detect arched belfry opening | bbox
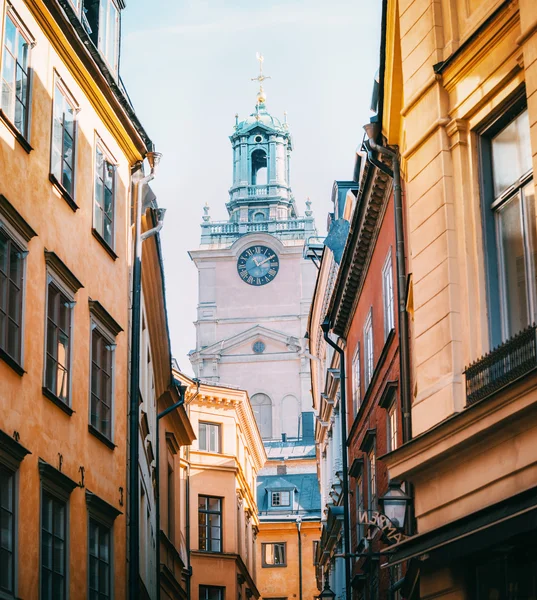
[251,149,268,185]
[251,393,272,439]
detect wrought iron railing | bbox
[464,324,537,405]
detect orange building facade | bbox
[0,0,153,598]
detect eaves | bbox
[329,158,392,338]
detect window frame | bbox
[97,0,120,75]
[199,586,225,600]
[478,94,533,348]
[355,475,364,548]
[261,542,287,568]
[387,400,398,453]
[382,250,395,340]
[198,495,223,553]
[49,75,79,209]
[0,223,27,373]
[0,5,34,146]
[352,343,361,415]
[0,465,16,598]
[92,139,117,256]
[42,252,82,414]
[270,489,291,508]
[367,447,377,511]
[363,308,374,389]
[88,300,122,448]
[198,421,221,454]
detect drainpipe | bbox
[296,516,303,600]
[321,319,351,600]
[362,129,412,445]
[155,380,190,600]
[363,124,414,535]
[129,151,162,600]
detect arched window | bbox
[253,212,265,222]
[281,395,300,438]
[251,149,267,185]
[250,393,272,439]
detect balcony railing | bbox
[200,216,316,243]
[464,324,537,406]
[248,185,269,196]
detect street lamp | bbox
[318,574,336,600]
[296,515,303,600]
[379,480,412,530]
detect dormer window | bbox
[83,0,120,75]
[271,490,290,507]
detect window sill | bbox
[42,387,74,416]
[49,174,78,212]
[0,108,32,154]
[92,229,118,260]
[88,424,116,450]
[0,348,25,376]
[261,564,287,569]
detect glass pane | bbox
[42,531,52,568]
[53,536,65,574]
[52,572,64,600]
[0,546,13,591]
[199,423,206,450]
[2,51,15,92]
[492,110,532,197]
[54,503,64,538]
[64,104,75,139]
[1,79,14,121]
[208,497,220,512]
[4,17,16,55]
[497,195,529,337]
[17,34,28,70]
[198,496,207,511]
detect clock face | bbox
[237,245,279,286]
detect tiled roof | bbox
[257,473,321,517]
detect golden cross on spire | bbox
[251,52,271,84]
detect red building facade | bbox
[328,157,406,599]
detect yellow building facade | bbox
[0,0,153,597]
[378,0,537,597]
[176,374,266,600]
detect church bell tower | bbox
[189,56,317,441]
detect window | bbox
[253,211,265,222]
[41,492,67,600]
[262,542,286,567]
[364,309,374,388]
[98,0,119,72]
[250,393,272,439]
[1,11,32,138]
[352,344,361,413]
[271,490,290,507]
[0,467,15,595]
[199,422,221,453]
[198,496,222,552]
[89,300,121,445]
[85,489,119,600]
[90,327,114,440]
[93,145,116,249]
[355,476,364,547]
[88,518,111,600]
[387,403,398,452]
[481,105,535,345]
[167,461,175,542]
[51,83,77,200]
[44,282,72,405]
[200,586,224,600]
[382,251,395,339]
[0,229,24,366]
[367,448,377,511]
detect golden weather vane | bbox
[251,52,271,84]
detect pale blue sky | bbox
[120,0,383,372]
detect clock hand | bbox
[252,257,260,267]
[257,254,275,267]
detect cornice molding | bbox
[0,194,38,243]
[45,250,84,293]
[0,429,31,471]
[89,299,123,336]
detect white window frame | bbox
[270,490,291,508]
[352,343,361,414]
[368,447,377,510]
[363,308,374,389]
[382,250,395,339]
[387,401,398,453]
[199,421,221,453]
[98,0,120,74]
[93,137,117,252]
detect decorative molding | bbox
[0,194,37,243]
[446,118,469,149]
[165,432,180,455]
[86,489,122,526]
[378,380,399,410]
[0,429,31,471]
[89,299,123,336]
[349,457,364,479]
[38,457,77,501]
[359,429,377,453]
[45,250,84,293]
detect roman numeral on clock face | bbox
[236,244,280,286]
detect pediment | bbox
[197,325,299,357]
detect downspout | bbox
[296,517,303,600]
[129,152,161,600]
[363,138,412,444]
[321,319,351,600]
[363,134,414,535]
